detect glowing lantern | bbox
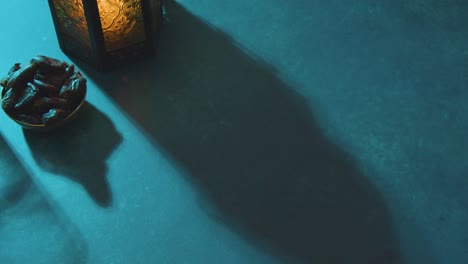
[48,0,161,70]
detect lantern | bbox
[48,0,161,70]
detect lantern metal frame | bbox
[48,0,161,70]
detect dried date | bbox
[0,63,21,87]
[40,71,70,89]
[60,76,86,106]
[1,88,18,112]
[31,55,68,74]
[15,82,39,110]
[8,63,21,75]
[32,79,60,94]
[65,64,75,79]
[5,63,38,90]
[41,108,69,125]
[32,96,68,114]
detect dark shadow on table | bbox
[0,135,88,264]
[23,103,122,207]
[73,1,403,263]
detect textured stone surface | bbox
[1,0,467,263]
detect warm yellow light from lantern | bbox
[52,0,92,57]
[96,0,146,52]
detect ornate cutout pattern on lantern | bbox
[51,0,92,60]
[48,0,161,70]
[96,0,146,52]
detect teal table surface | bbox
[1,1,467,263]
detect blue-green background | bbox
[1,0,467,263]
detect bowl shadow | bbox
[23,102,122,207]
[75,1,401,263]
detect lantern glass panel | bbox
[96,0,147,52]
[51,0,92,59]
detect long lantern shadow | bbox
[76,1,405,263]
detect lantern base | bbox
[60,35,159,71]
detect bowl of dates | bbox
[1,55,87,131]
